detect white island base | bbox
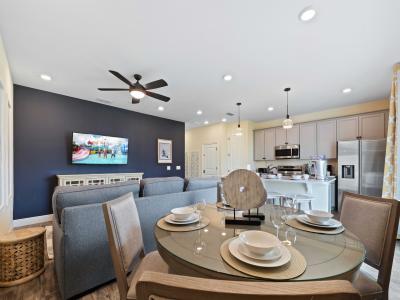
[262,177,336,212]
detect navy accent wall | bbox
[14,85,185,219]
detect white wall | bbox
[0,34,14,234]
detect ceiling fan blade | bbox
[144,79,168,90]
[146,91,170,102]
[98,88,129,91]
[131,98,140,104]
[109,70,132,86]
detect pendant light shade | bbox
[234,102,243,136]
[282,87,293,129]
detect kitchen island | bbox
[262,176,336,212]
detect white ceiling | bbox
[1,0,399,128]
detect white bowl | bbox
[305,210,333,224]
[171,207,195,221]
[266,174,276,179]
[239,231,280,256]
[276,173,283,179]
[303,174,310,180]
[291,175,302,180]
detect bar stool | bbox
[266,192,285,206]
[285,194,314,211]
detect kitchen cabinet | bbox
[264,128,276,160]
[359,112,385,140]
[300,122,317,159]
[317,119,337,159]
[337,116,359,141]
[254,129,265,160]
[275,125,299,145]
[287,125,300,144]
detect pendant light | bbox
[234,102,243,136]
[282,87,293,129]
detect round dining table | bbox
[154,204,366,281]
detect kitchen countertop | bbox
[261,176,336,184]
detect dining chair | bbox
[136,271,361,300]
[102,192,171,300]
[340,192,400,300]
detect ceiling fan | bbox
[98,70,170,104]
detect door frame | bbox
[201,143,219,176]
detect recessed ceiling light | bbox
[158,106,164,111]
[221,118,227,122]
[299,7,317,22]
[40,74,52,81]
[223,74,233,81]
[196,110,203,115]
[204,120,209,125]
[342,88,352,94]
[267,106,274,111]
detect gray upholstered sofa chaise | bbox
[52,176,219,299]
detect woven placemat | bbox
[157,216,210,232]
[220,238,306,280]
[285,217,345,235]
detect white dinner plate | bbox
[238,243,282,261]
[164,214,199,225]
[228,238,291,267]
[296,215,342,229]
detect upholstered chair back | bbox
[340,192,400,292]
[103,192,144,299]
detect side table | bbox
[0,227,46,287]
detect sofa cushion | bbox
[140,177,184,197]
[52,181,140,222]
[185,176,220,191]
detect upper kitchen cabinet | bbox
[337,112,386,141]
[276,125,299,145]
[300,122,317,159]
[337,116,359,141]
[264,128,276,160]
[359,112,385,140]
[254,129,265,160]
[317,119,337,159]
[287,125,300,144]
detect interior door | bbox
[202,143,218,176]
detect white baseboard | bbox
[13,214,53,228]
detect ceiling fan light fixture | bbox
[130,89,145,99]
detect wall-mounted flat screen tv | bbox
[72,132,128,165]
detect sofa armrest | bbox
[59,203,115,299]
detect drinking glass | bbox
[284,196,297,215]
[195,199,207,226]
[283,228,297,246]
[270,207,285,240]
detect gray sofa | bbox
[52,177,218,299]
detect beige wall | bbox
[0,34,13,234]
[253,99,389,129]
[185,120,254,177]
[185,99,389,177]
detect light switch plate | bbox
[166,166,171,171]
[176,166,181,170]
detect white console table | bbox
[57,173,144,187]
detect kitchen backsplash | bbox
[254,159,338,175]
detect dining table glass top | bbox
[154,203,366,281]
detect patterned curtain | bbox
[382,63,400,199]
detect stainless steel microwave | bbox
[275,144,300,159]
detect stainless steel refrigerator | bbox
[337,139,386,210]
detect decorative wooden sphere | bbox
[222,169,266,210]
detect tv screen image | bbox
[72,133,128,165]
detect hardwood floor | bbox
[0,241,399,299]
